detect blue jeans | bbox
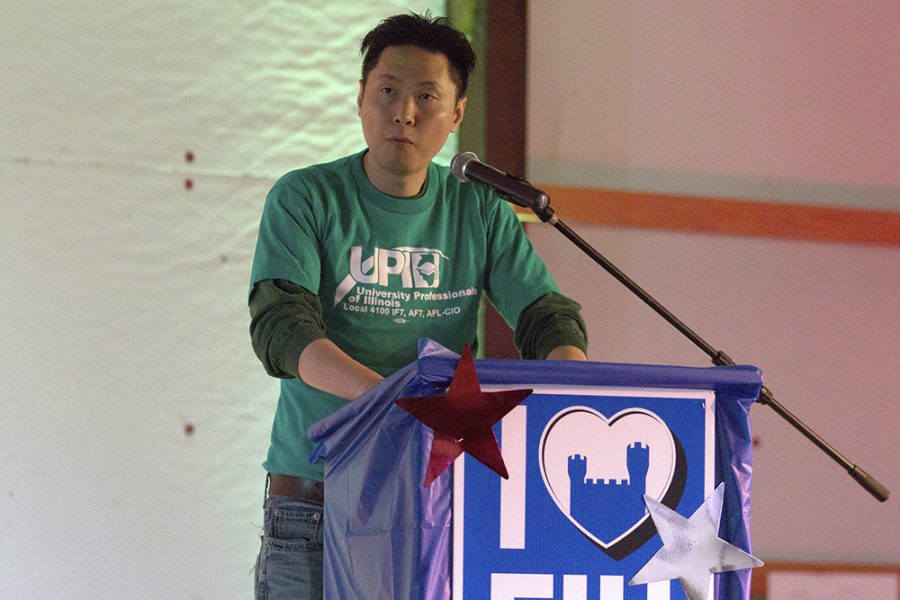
[254,495,324,599]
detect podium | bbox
[309,341,762,600]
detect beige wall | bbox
[0,2,447,598]
[528,1,900,209]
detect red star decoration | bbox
[395,345,532,486]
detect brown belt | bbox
[268,473,325,504]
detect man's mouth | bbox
[389,136,413,145]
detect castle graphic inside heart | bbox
[538,406,686,559]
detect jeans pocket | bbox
[267,500,324,552]
[256,498,325,600]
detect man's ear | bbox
[451,96,467,132]
[357,80,365,115]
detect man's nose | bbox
[393,96,415,125]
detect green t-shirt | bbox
[249,150,560,480]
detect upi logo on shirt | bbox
[334,246,449,306]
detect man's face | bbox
[358,45,466,195]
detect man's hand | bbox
[546,345,587,361]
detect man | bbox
[249,12,588,598]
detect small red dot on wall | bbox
[752,436,761,448]
[184,178,193,190]
[185,151,194,163]
[184,423,195,436]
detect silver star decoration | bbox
[629,483,763,600]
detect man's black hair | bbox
[360,12,476,99]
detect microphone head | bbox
[450,151,479,183]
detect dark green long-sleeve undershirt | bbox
[249,278,587,379]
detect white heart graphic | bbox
[538,406,679,551]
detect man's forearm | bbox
[297,338,384,400]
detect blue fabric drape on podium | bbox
[308,340,761,600]
[308,340,455,599]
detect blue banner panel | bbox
[455,386,714,600]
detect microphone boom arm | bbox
[528,198,891,503]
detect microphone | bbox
[450,152,550,212]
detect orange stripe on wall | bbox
[537,184,900,246]
[749,561,899,595]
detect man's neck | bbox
[362,153,427,198]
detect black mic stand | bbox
[521,195,890,503]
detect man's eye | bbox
[419,93,435,101]
[380,87,393,94]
